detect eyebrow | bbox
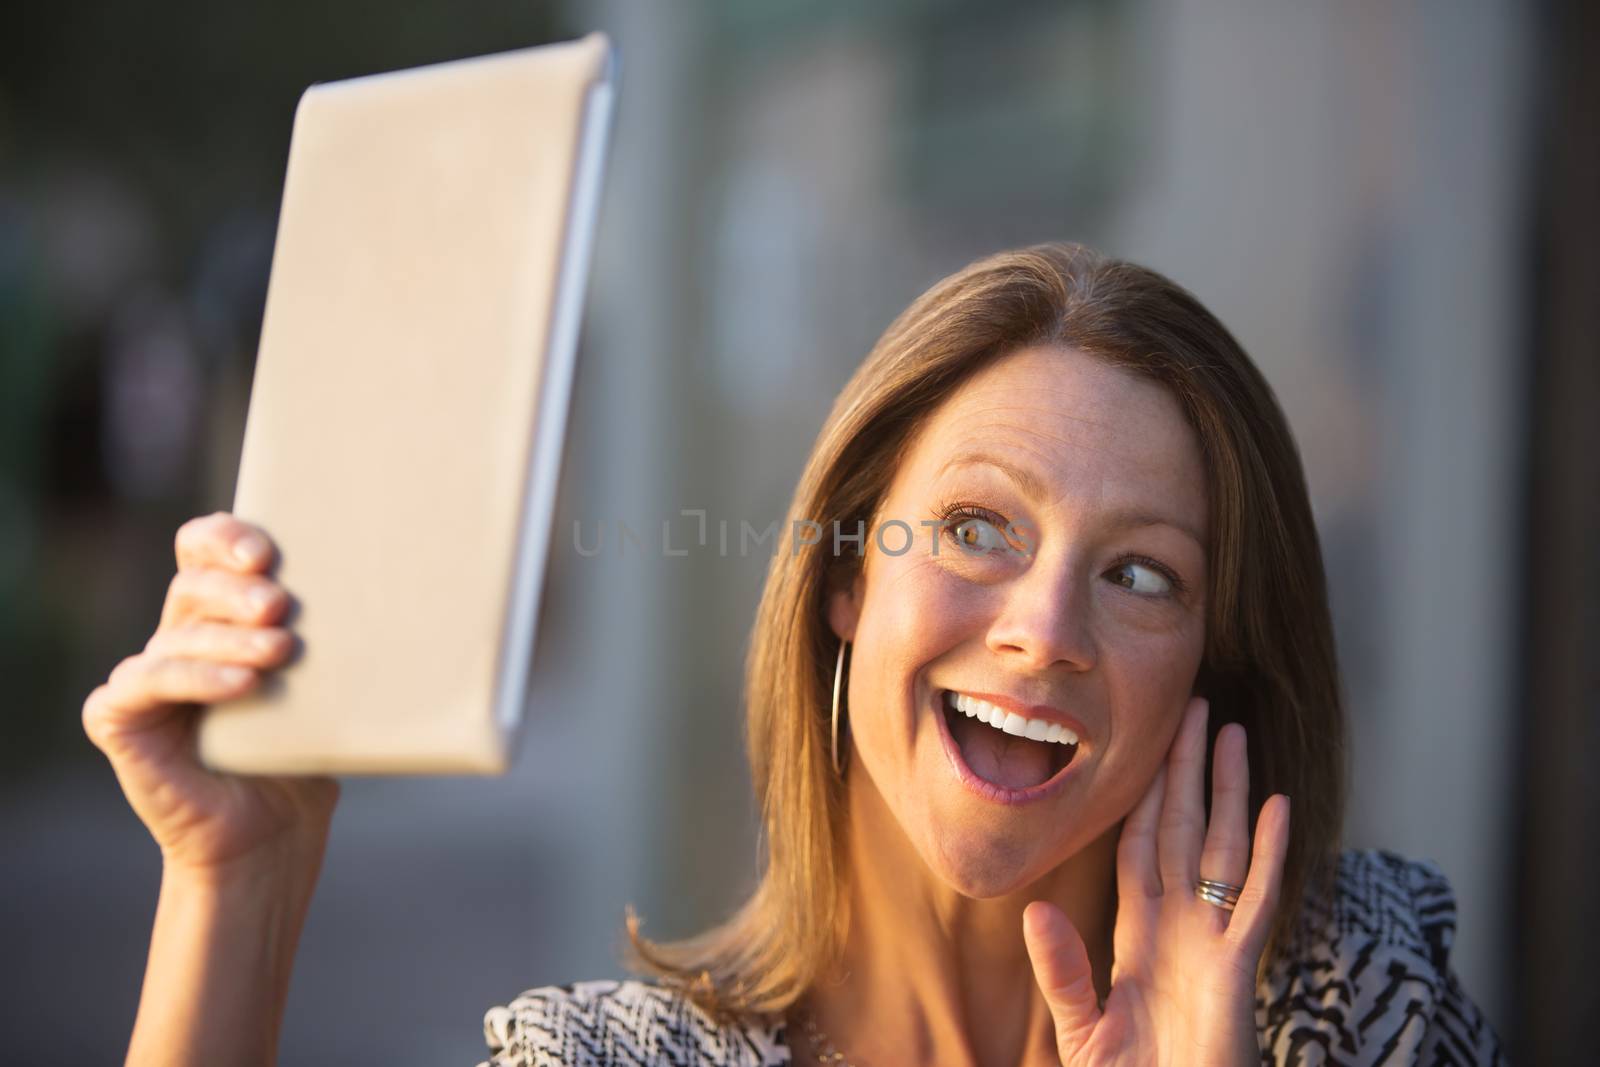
[935,451,1208,549]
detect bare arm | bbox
[128,840,329,1066]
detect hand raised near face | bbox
[1022,697,1290,1067]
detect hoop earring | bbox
[831,639,850,776]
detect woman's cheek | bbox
[874,552,989,636]
[1096,603,1203,732]
[1096,582,1201,640]
[853,562,977,751]
[847,557,960,731]
[1096,585,1205,681]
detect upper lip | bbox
[941,688,1089,741]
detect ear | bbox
[826,566,865,643]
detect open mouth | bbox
[938,689,1081,797]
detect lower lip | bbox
[932,689,1085,806]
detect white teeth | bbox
[942,691,1078,746]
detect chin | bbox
[925,823,1056,899]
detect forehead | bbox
[895,345,1207,532]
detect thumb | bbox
[1023,900,1101,1060]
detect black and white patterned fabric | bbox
[1255,850,1507,1065]
[477,849,1505,1066]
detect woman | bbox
[84,243,1504,1065]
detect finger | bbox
[159,569,287,631]
[1198,722,1251,894]
[107,653,260,710]
[85,655,259,748]
[175,512,276,574]
[1113,761,1167,968]
[1224,794,1291,957]
[1156,696,1209,892]
[1116,758,1167,895]
[145,622,294,670]
[1022,901,1100,1060]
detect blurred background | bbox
[2,0,1594,1063]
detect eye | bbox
[1106,557,1176,596]
[936,503,1021,556]
[950,514,1010,554]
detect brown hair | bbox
[625,241,1346,1021]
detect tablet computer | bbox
[196,32,616,775]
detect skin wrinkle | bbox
[813,344,1211,1067]
[931,398,1204,535]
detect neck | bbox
[799,768,1119,1067]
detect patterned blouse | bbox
[476,849,1506,1066]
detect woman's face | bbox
[828,344,1210,897]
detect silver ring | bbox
[1194,878,1243,911]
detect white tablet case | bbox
[197,32,616,775]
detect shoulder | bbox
[1257,848,1506,1065]
[476,977,791,1067]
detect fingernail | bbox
[218,665,253,685]
[234,534,267,565]
[251,631,282,655]
[248,585,278,613]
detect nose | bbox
[983,552,1097,672]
